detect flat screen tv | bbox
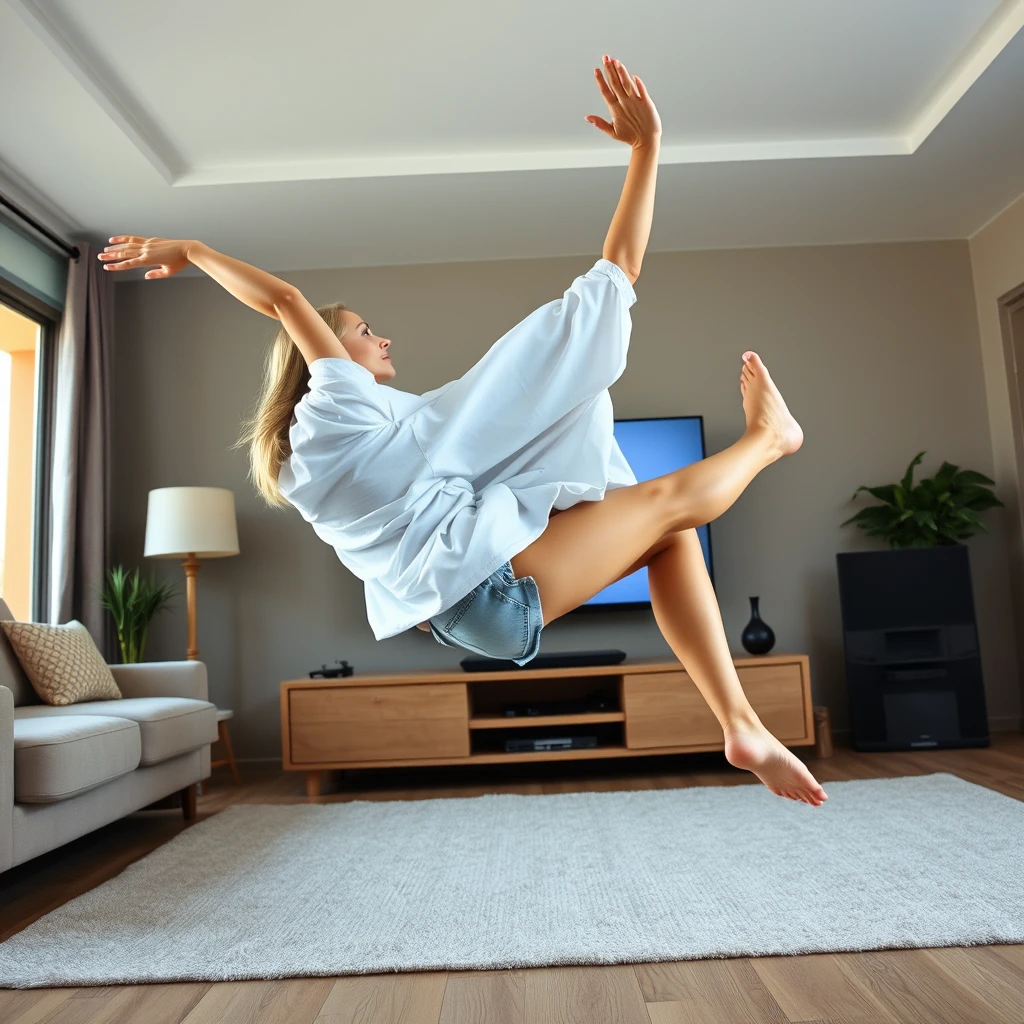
[574,415,713,613]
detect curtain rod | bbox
[0,193,80,261]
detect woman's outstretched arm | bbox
[586,55,662,284]
[97,236,349,367]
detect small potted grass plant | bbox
[96,565,180,663]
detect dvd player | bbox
[505,736,599,752]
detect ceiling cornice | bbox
[10,0,1024,188]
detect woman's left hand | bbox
[97,236,194,279]
[586,55,662,148]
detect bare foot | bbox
[724,720,828,806]
[739,351,804,458]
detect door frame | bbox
[998,280,1024,718]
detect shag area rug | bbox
[0,772,1021,988]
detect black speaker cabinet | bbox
[836,545,989,751]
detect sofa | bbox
[0,598,219,873]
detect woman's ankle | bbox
[723,708,763,733]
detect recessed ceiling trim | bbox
[906,0,1024,150]
[9,0,182,185]
[12,0,1024,190]
[173,135,911,187]
[0,154,82,236]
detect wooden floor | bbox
[1,734,1023,1024]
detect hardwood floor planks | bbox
[836,948,1016,1024]
[312,972,447,1024]
[175,978,334,1024]
[634,959,789,1023]
[523,965,651,1024]
[438,970,525,1024]
[1,988,80,1024]
[750,952,902,1024]
[922,947,1024,1023]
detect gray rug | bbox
[1,772,1022,988]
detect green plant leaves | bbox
[92,566,180,663]
[841,451,1003,549]
[900,451,925,493]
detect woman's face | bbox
[340,310,395,382]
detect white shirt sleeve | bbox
[410,258,637,471]
[279,357,393,507]
[292,357,392,437]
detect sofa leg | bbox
[181,783,197,820]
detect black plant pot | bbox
[741,596,776,655]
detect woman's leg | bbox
[646,529,827,805]
[510,351,801,623]
[509,352,825,804]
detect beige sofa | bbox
[0,598,219,873]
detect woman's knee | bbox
[643,476,697,534]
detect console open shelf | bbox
[280,654,815,798]
[469,711,625,730]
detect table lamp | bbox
[144,487,240,660]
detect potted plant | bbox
[95,565,180,663]
[840,451,1003,547]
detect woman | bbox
[99,56,826,807]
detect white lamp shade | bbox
[144,487,240,559]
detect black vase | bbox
[741,596,776,655]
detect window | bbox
[0,301,42,620]
[0,280,57,623]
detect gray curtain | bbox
[48,241,114,658]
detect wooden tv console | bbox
[281,653,815,798]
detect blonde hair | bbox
[234,302,349,508]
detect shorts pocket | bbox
[443,589,480,633]
[443,581,531,661]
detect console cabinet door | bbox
[624,671,720,749]
[737,664,810,742]
[289,683,470,763]
[624,662,809,749]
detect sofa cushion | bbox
[0,598,40,707]
[0,619,121,706]
[12,715,141,804]
[14,697,218,766]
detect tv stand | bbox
[280,654,816,798]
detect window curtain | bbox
[48,241,114,658]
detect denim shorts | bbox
[427,561,543,665]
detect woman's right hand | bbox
[97,236,195,279]
[586,55,662,148]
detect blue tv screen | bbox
[575,416,713,612]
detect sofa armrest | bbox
[108,661,210,702]
[0,684,13,871]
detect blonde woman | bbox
[100,56,826,806]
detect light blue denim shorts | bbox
[427,561,543,665]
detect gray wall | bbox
[112,241,1020,761]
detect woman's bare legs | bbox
[510,352,801,621]
[509,351,826,804]
[647,530,827,805]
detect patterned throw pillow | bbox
[0,620,121,706]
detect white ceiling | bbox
[1,0,1024,273]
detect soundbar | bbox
[460,649,627,672]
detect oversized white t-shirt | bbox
[278,257,639,640]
